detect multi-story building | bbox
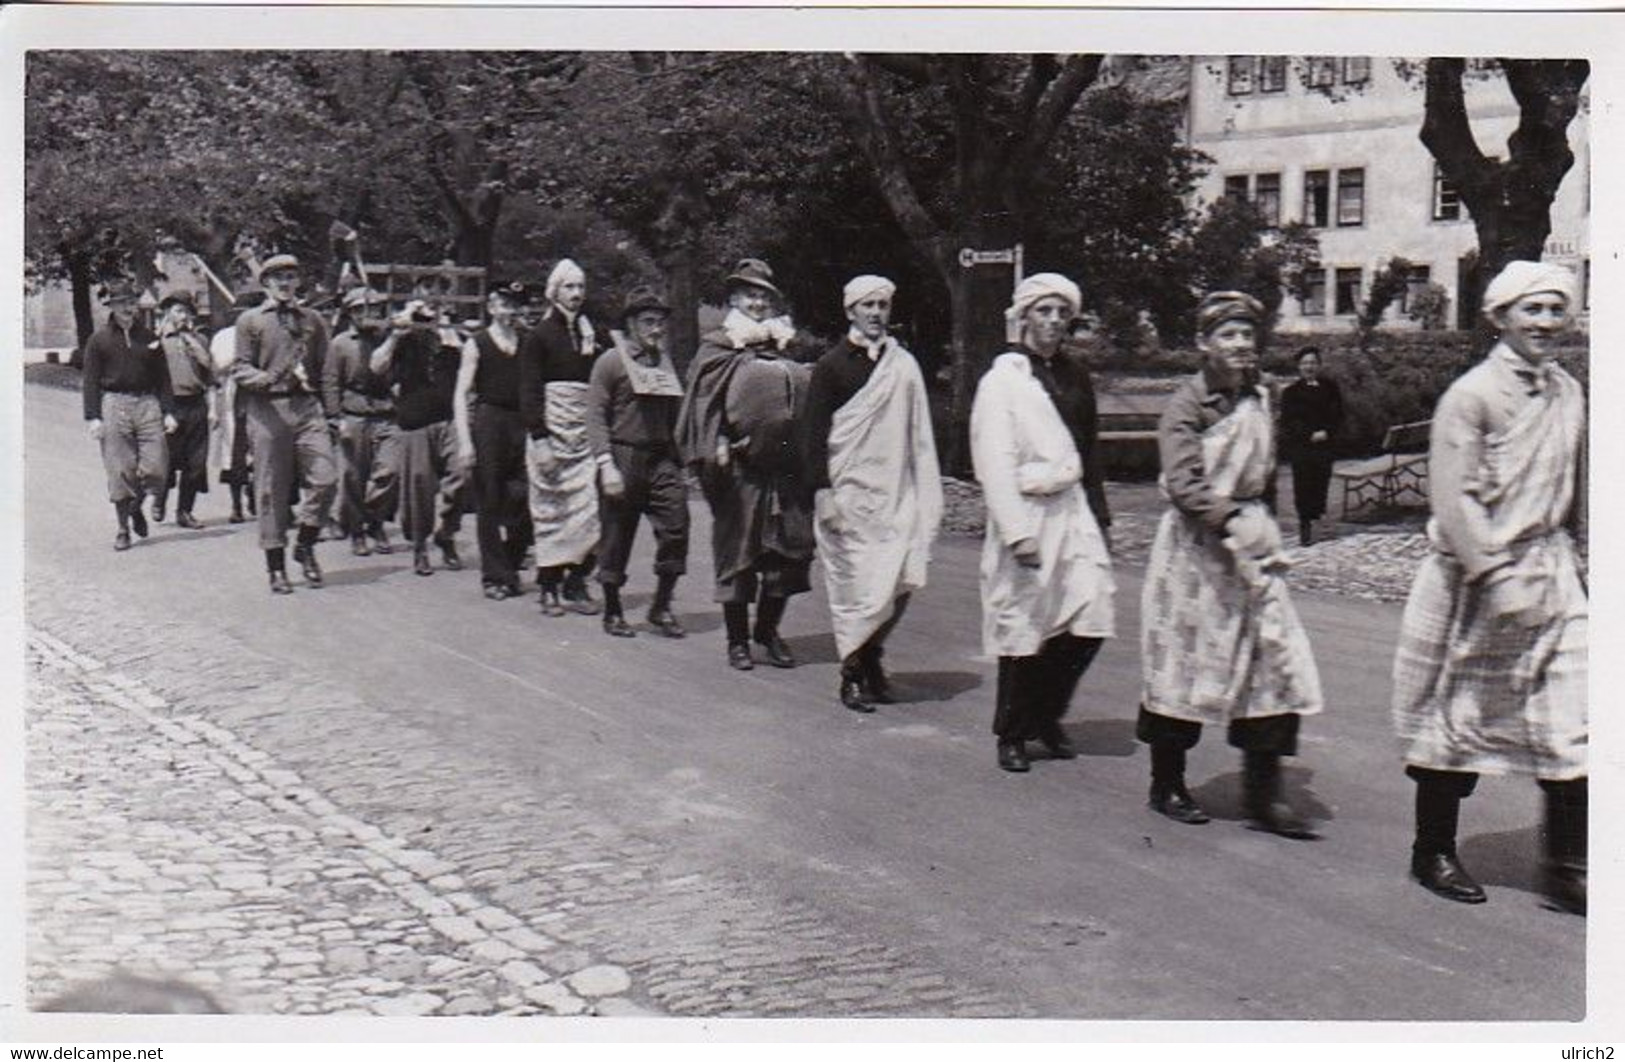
[1185,56,1589,333]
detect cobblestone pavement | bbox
[25,564,1029,1019]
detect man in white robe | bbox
[806,276,943,712]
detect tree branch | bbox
[1419,58,1490,184]
[1018,54,1105,161]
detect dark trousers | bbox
[336,413,400,536]
[1136,705,1301,755]
[1290,451,1334,522]
[993,633,1104,741]
[396,420,466,551]
[472,404,533,588]
[161,394,210,511]
[596,444,690,588]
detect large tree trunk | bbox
[67,251,95,368]
[944,209,1022,477]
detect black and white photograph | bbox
[3,2,1619,1048]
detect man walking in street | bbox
[520,258,604,616]
[1392,261,1588,915]
[1137,290,1321,836]
[585,286,691,638]
[1280,346,1344,546]
[230,254,340,593]
[454,282,534,600]
[152,292,216,530]
[370,299,467,577]
[82,280,175,551]
[805,275,942,712]
[323,286,399,557]
[677,259,816,672]
[970,274,1113,771]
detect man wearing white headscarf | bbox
[970,272,1114,772]
[520,257,605,616]
[804,275,943,712]
[1391,260,1587,915]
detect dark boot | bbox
[113,500,133,551]
[860,645,896,704]
[840,654,875,714]
[997,739,1030,772]
[436,536,463,571]
[1148,742,1209,824]
[561,566,600,615]
[601,585,635,638]
[292,526,324,587]
[647,573,685,638]
[129,495,149,539]
[753,595,795,668]
[351,532,372,557]
[151,491,167,524]
[371,522,394,555]
[1541,778,1587,916]
[1298,518,1313,547]
[1411,770,1486,904]
[229,484,247,524]
[1242,750,1316,839]
[724,602,752,670]
[266,548,293,595]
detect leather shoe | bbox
[268,570,294,595]
[114,530,132,552]
[727,642,754,671]
[351,534,372,557]
[151,498,166,523]
[1247,801,1318,840]
[862,655,897,704]
[647,607,686,638]
[371,525,394,554]
[292,543,324,587]
[538,588,565,616]
[229,507,247,524]
[129,505,149,539]
[414,550,434,577]
[754,634,796,669]
[484,583,511,601]
[436,538,463,571]
[1038,725,1078,760]
[1149,786,1211,825]
[1542,862,1586,916]
[997,740,1031,773]
[603,613,636,638]
[840,674,875,713]
[1411,850,1487,904]
[175,511,203,530]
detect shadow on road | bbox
[1459,824,1542,894]
[123,527,241,549]
[1063,717,1139,758]
[317,564,415,588]
[890,670,982,704]
[783,632,839,666]
[1188,765,1336,826]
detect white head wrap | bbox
[1006,272,1082,324]
[545,258,586,305]
[843,274,896,309]
[1481,260,1578,317]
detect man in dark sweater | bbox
[454,283,533,599]
[82,281,176,551]
[370,299,467,576]
[585,286,690,637]
[322,286,399,557]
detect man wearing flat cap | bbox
[82,279,175,551]
[585,285,691,637]
[520,258,605,615]
[677,258,816,672]
[1391,260,1588,915]
[454,282,534,599]
[805,275,942,712]
[971,273,1114,771]
[323,286,399,557]
[1137,290,1321,836]
[152,291,216,530]
[232,254,340,592]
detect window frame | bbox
[1334,266,1363,316]
[1343,57,1372,84]
[1253,172,1282,227]
[1227,56,1257,95]
[1336,167,1366,227]
[1303,169,1331,228]
[1432,163,1462,222]
[1301,267,1329,317]
[1258,56,1288,94]
[1308,57,1338,88]
[1401,264,1432,314]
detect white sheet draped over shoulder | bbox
[970,351,1114,658]
[814,342,943,660]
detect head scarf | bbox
[1481,260,1578,317]
[545,258,586,306]
[1006,273,1082,325]
[843,274,896,309]
[1196,290,1266,336]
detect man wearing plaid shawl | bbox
[1391,260,1587,915]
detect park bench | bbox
[1329,419,1432,516]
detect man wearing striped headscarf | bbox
[1392,261,1587,915]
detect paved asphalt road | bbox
[24,381,1583,1021]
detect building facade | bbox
[1186,56,1589,334]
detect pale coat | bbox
[970,351,1114,657]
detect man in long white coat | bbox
[806,276,943,713]
[1392,261,1587,914]
[970,273,1114,772]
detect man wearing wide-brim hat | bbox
[1391,260,1588,915]
[584,285,691,637]
[323,285,399,557]
[82,278,176,551]
[675,258,816,671]
[152,291,217,530]
[231,253,340,593]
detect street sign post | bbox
[958,244,1025,295]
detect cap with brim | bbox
[104,280,141,304]
[489,281,530,304]
[724,258,783,299]
[158,291,196,313]
[621,285,673,322]
[341,286,387,310]
[258,254,300,279]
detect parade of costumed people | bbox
[676,258,818,672]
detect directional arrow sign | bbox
[958,248,1018,268]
